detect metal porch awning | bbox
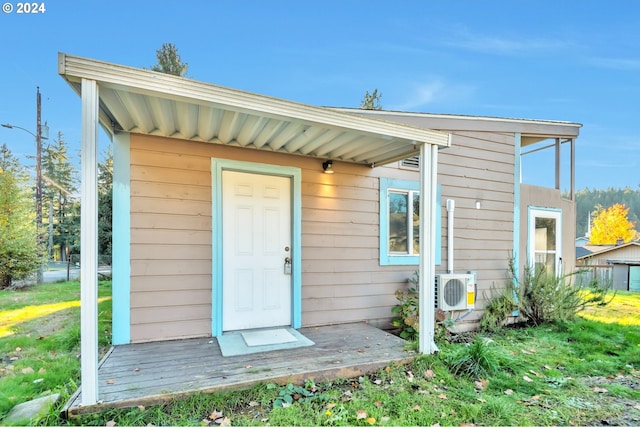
[58,53,450,165]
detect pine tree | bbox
[98,146,113,260]
[42,131,79,261]
[360,89,383,110]
[151,43,189,77]
[0,144,39,287]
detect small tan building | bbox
[59,53,580,405]
[578,242,640,291]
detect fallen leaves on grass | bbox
[474,379,488,390]
[208,410,230,426]
[208,410,223,420]
[406,370,414,382]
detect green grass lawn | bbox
[1,282,638,426]
[0,281,112,425]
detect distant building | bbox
[577,242,640,291]
[576,236,590,248]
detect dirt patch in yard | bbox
[579,372,640,426]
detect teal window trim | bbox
[211,159,302,336]
[379,178,441,266]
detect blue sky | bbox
[1,0,638,190]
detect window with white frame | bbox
[380,178,441,266]
[528,208,562,276]
[388,189,420,255]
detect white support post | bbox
[570,138,576,201]
[418,143,439,354]
[555,137,561,190]
[80,78,99,405]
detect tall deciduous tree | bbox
[574,187,640,237]
[589,203,637,244]
[0,144,39,287]
[42,131,79,261]
[151,43,189,77]
[360,89,383,110]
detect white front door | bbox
[222,170,292,331]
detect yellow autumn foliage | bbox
[589,203,637,244]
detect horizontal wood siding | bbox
[301,161,420,329]
[437,131,516,313]
[129,135,213,343]
[129,134,420,342]
[582,245,640,265]
[128,126,572,340]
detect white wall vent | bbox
[400,156,420,169]
[435,274,475,311]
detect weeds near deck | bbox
[444,335,501,379]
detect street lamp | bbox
[1,87,49,284]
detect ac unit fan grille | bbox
[442,279,465,307]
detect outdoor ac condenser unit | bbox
[435,273,475,311]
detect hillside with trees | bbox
[574,187,640,239]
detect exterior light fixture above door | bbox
[322,160,334,174]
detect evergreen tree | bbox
[360,89,383,110]
[98,146,113,260]
[0,144,39,287]
[42,131,79,261]
[151,43,189,77]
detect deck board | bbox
[63,323,414,417]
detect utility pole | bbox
[1,86,48,284]
[35,87,44,283]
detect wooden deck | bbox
[63,323,415,417]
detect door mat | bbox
[217,327,314,357]
[242,328,297,346]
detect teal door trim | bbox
[210,159,302,336]
[112,133,131,345]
